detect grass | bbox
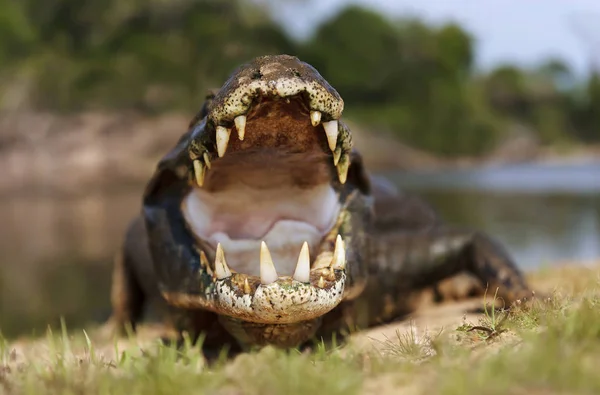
[1,330,366,395]
[440,296,600,395]
[1,266,600,395]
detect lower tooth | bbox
[260,242,278,285]
[293,242,311,283]
[327,269,336,281]
[215,244,232,279]
[200,251,213,276]
[317,276,326,288]
[331,234,346,270]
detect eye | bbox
[251,70,263,80]
[292,69,301,77]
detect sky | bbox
[269,0,600,76]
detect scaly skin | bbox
[106,55,533,354]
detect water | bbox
[0,160,598,338]
[0,193,141,338]
[384,160,600,267]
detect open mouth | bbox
[169,77,355,324]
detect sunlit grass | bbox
[439,296,600,395]
[2,267,600,395]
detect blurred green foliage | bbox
[0,0,599,156]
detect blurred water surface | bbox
[387,160,600,267]
[1,160,599,338]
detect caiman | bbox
[106,54,534,353]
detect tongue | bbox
[181,182,340,240]
[209,220,322,277]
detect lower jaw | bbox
[155,190,365,339]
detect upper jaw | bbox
[184,56,352,190]
[186,93,353,190]
[207,54,344,127]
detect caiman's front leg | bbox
[377,226,531,307]
[322,226,533,334]
[316,227,533,343]
[317,177,534,334]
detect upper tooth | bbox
[193,159,205,187]
[216,126,231,157]
[310,111,322,127]
[203,152,212,169]
[323,120,338,152]
[333,147,342,166]
[332,234,346,270]
[215,243,232,279]
[337,153,349,184]
[293,242,311,283]
[260,241,278,285]
[234,115,246,141]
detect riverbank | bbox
[2,262,599,394]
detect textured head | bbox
[142,55,371,347]
[207,54,344,128]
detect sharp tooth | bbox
[327,268,336,281]
[323,120,338,152]
[193,159,205,187]
[260,241,278,285]
[216,126,231,157]
[243,278,252,294]
[333,146,342,166]
[317,276,325,288]
[234,115,246,141]
[332,234,346,270]
[310,110,322,127]
[203,152,211,169]
[337,154,349,184]
[200,251,208,267]
[215,243,232,279]
[200,251,214,276]
[293,242,311,283]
